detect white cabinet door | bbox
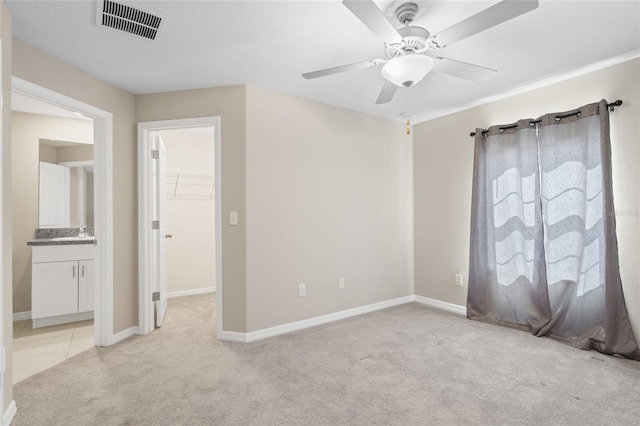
[32,260,79,318]
[78,260,94,312]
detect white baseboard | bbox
[112,326,139,345]
[217,295,414,343]
[193,294,466,344]
[13,311,31,322]
[167,287,216,299]
[4,400,16,425]
[413,295,467,316]
[33,311,93,329]
[216,330,247,342]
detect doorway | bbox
[10,95,95,382]
[159,127,216,301]
[10,77,115,357]
[137,117,222,337]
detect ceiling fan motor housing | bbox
[399,26,430,51]
[386,26,431,58]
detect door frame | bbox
[137,117,222,337]
[11,76,114,347]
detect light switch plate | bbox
[229,211,238,226]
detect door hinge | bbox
[152,292,160,302]
[152,220,160,230]
[151,150,159,159]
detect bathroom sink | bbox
[52,236,95,241]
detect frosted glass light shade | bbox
[381,55,434,87]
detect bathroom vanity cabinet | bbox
[31,244,95,328]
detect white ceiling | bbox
[6,1,640,123]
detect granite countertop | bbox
[27,227,96,246]
[28,237,95,246]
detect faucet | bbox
[79,225,87,238]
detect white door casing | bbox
[0,41,7,425]
[12,77,114,348]
[137,117,222,337]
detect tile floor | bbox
[12,319,94,384]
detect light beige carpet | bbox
[12,293,640,425]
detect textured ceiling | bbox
[7,0,640,123]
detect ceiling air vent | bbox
[97,0,164,40]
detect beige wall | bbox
[160,129,216,294]
[11,112,93,314]
[12,40,137,334]
[39,143,57,163]
[245,86,413,331]
[136,85,414,333]
[135,86,247,332]
[40,143,94,164]
[1,0,11,412]
[57,144,93,163]
[414,58,640,336]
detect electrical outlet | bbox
[455,274,463,287]
[298,283,306,297]
[339,277,345,289]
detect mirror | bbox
[66,162,94,228]
[39,140,94,228]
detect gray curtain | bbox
[468,100,640,360]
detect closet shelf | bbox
[166,172,214,199]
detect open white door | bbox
[157,136,168,327]
[151,133,169,328]
[39,162,70,227]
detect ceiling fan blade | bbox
[375,80,398,105]
[343,0,402,43]
[431,56,497,83]
[302,59,383,80]
[432,0,539,48]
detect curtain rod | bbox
[469,100,623,137]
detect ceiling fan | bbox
[303,0,539,104]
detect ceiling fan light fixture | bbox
[381,55,434,88]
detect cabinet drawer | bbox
[32,244,95,263]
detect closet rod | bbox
[469,100,623,137]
